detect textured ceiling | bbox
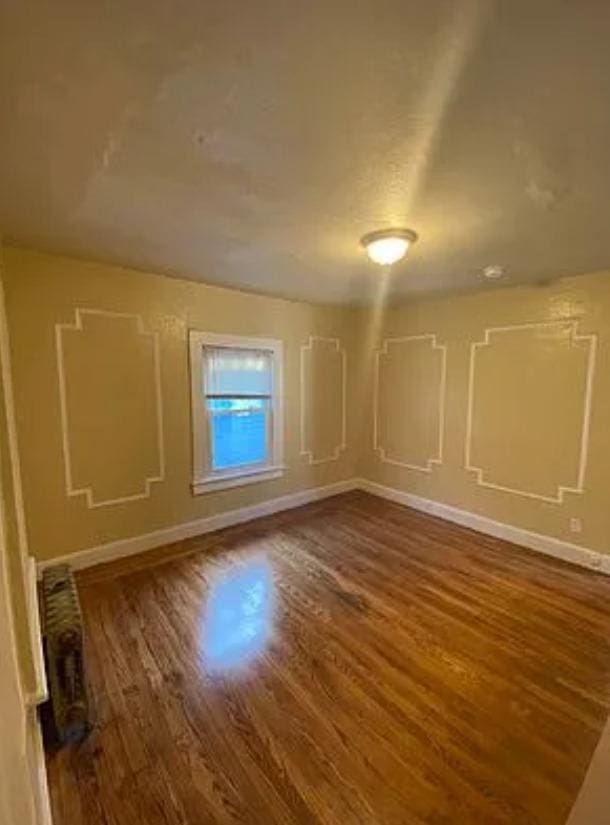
[2,1,610,304]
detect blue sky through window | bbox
[208,398,268,470]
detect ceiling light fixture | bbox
[482,265,505,280]
[361,228,418,266]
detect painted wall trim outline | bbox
[373,333,447,472]
[300,336,347,464]
[464,320,598,504]
[55,308,165,508]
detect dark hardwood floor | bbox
[46,491,610,824]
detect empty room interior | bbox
[3,2,610,824]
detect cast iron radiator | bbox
[40,564,91,745]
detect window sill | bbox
[192,465,286,495]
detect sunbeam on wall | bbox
[362,0,487,359]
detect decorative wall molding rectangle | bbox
[300,336,347,464]
[373,334,447,472]
[55,309,165,508]
[465,321,597,504]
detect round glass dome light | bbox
[361,228,418,266]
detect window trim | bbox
[188,331,285,495]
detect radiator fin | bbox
[41,564,90,745]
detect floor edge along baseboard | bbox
[36,477,610,577]
[36,478,360,575]
[356,479,610,577]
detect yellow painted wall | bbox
[3,245,610,564]
[2,247,356,561]
[359,272,610,556]
[0,268,35,688]
[0,346,35,686]
[0,263,42,825]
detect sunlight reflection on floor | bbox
[202,557,274,671]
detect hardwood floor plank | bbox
[47,492,610,824]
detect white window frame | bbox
[189,331,285,495]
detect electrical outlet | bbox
[569,517,582,534]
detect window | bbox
[189,332,284,494]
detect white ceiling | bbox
[2,1,610,304]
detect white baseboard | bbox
[37,478,359,574]
[357,478,610,576]
[36,476,610,578]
